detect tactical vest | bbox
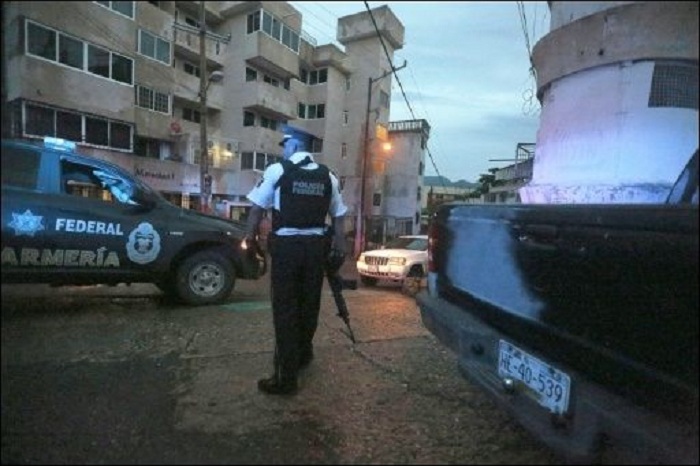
[272,157,332,231]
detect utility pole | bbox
[198,0,210,213]
[355,61,407,258]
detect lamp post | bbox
[354,61,406,258]
[198,1,223,213]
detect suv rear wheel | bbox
[175,250,235,305]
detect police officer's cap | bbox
[279,134,292,147]
[279,126,312,150]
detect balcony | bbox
[244,32,299,80]
[172,67,224,111]
[172,23,227,67]
[240,81,297,120]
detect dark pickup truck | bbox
[1,137,265,305]
[416,152,698,464]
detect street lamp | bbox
[354,61,406,258]
[198,0,224,213]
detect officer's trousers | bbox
[269,234,328,382]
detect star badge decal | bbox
[8,209,45,237]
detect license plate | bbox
[497,340,571,414]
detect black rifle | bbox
[326,266,357,344]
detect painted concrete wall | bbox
[521,1,698,203]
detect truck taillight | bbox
[427,219,437,272]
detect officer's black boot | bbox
[257,375,297,395]
[258,356,298,395]
[298,348,314,369]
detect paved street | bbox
[1,263,557,464]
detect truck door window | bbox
[1,146,41,190]
[61,160,136,205]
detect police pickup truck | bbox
[1,137,265,306]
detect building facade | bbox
[2,1,426,241]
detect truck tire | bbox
[175,250,235,305]
[360,275,378,286]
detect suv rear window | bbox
[1,145,41,190]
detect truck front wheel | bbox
[175,250,235,305]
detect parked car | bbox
[356,235,428,295]
[1,137,266,306]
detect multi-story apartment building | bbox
[2,1,426,244]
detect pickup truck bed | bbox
[417,203,698,463]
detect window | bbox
[247,11,261,34]
[112,54,132,83]
[26,20,133,85]
[263,74,279,87]
[59,34,83,69]
[243,111,255,127]
[241,151,254,170]
[86,117,109,146]
[246,67,257,82]
[260,115,277,130]
[135,137,161,159]
[27,21,56,60]
[271,18,281,41]
[341,143,347,159]
[249,10,300,53]
[111,1,134,18]
[56,110,82,141]
[255,153,267,170]
[649,62,699,110]
[343,111,349,126]
[311,138,323,153]
[241,152,282,171]
[298,103,325,120]
[139,29,170,65]
[183,108,201,123]
[185,16,199,28]
[345,77,351,91]
[373,193,382,207]
[136,85,171,114]
[304,68,328,85]
[380,90,390,108]
[110,122,132,149]
[25,104,54,136]
[94,1,135,19]
[87,44,110,78]
[1,145,41,190]
[184,62,200,78]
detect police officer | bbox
[246,131,348,395]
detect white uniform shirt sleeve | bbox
[328,172,348,218]
[246,163,283,209]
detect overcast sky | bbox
[289,1,550,183]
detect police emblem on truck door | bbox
[126,222,161,264]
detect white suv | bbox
[356,235,428,295]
